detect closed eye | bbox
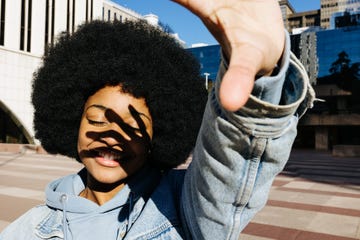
[87,119,108,127]
[87,118,140,135]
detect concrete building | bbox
[0,0,185,145]
[279,0,360,32]
[277,0,321,33]
[102,0,141,22]
[321,0,360,28]
[331,10,360,28]
[0,0,145,144]
[291,25,360,156]
[287,10,321,32]
[278,0,296,31]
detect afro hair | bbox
[32,20,208,170]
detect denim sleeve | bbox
[180,32,315,240]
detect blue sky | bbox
[114,0,321,47]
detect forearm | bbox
[180,33,315,240]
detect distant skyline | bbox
[114,0,321,47]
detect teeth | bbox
[105,154,113,161]
[98,151,121,161]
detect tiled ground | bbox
[241,150,360,239]
[0,149,359,239]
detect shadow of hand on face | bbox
[78,104,152,191]
[85,104,151,157]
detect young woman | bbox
[0,0,314,239]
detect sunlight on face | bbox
[77,85,153,188]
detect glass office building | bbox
[293,25,360,150]
[188,26,360,84]
[187,44,221,83]
[316,26,360,78]
[187,25,360,151]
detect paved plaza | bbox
[0,147,359,239]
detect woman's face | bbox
[77,85,153,188]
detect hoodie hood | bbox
[46,169,131,214]
[44,166,161,240]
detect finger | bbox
[219,67,254,112]
[128,105,151,144]
[104,108,133,140]
[170,0,211,18]
[86,130,127,147]
[219,46,262,112]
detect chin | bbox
[91,170,128,184]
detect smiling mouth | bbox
[91,147,127,162]
[98,151,122,161]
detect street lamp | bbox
[204,72,210,90]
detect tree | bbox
[329,51,350,75]
[329,51,359,91]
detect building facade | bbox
[321,0,360,28]
[188,1,360,155]
[277,0,321,33]
[291,26,360,153]
[287,10,321,32]
[279,0,360,32]
[187,44,221,91]
[188,24,360,155]
[102,0,141,23]
[278,0,295,31]
[0,0,143,144]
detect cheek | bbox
[77,120,88,150]
[133,141,150,156]
[145,120,153,140]
[148,126,153,140]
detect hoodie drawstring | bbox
[122,192,134,238]
[60,194,69,240]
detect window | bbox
[44,0,49,52]
[20,0,32,52]
[20,0,26,50]
[108,9,110,21]
[66,0,75,33]
[85,0,88,22]
[67,0,70,32]
[0,0,5,45]
[51,0,55,45]
[90,0,93,20]
[27,0,32,52]
[72,0,75,33]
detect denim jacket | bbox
[0,32,315,240]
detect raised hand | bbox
[172,0,285,111]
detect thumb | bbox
[219,47,262,112]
